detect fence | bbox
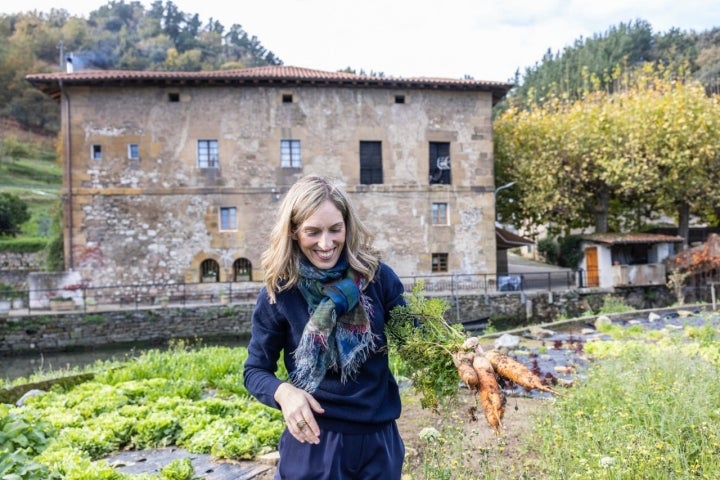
[399,271,576,295]
[1,281,261,315]
[0,270,578,316]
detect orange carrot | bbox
[472,354,505,432]
[461,336,483,354]
[452,352,479,388]
[484,350,563,396]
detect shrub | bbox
[558,235,583,268]
[537,237,558,264]
[0,237,48,253]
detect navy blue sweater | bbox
[242,263,406,434]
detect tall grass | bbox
[532,339,720,479]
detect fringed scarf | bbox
[291,257,376,393]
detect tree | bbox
[0,192,30,237]
[0,1,283,133]
[494,63,720,246]
[508,20,654,109]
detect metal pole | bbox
[712,283,716,311]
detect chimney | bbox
[66,56,73,73]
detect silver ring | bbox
[296,419,307,429]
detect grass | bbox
[532,334,720,479]
[0,135,61,240]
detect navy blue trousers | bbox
[274,421,405,479]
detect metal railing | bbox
[399,271,576,295]
[1,270,578,316]
[2,281,260,315]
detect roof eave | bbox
[26,70,513,104]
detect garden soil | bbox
[252,391,551,479]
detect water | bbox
[1,337,249,383]
[2,346,142,382]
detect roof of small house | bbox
[26,65,514,104]
[580,232,684,245]
[496,227,534,250]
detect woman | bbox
[243,175,406,479]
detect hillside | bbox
[0,120,61,238]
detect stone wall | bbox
[0,304,254,355]
[0,286,677,355]
[0,252,45,288]
[0,251,45,271]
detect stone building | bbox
[26,66,512,287]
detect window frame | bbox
[280,139,302,168]
[91,144,102,160]
[197,139,219,169]
[431,202,449,225]
[219,207,237,231]
[429,141,451,185]
[359,140,383,185]
[127,144,139,160]
[431,253,449,273]
[234,257,252,281]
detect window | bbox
[197,140,219,168]
[91,144,102,160]
[234,258,252,281]
[220,207,237,231]
[128,144,139,160]
[168,92,180,102]
[282,94,293,103]
[360,141,383,184]
[200,259,219,282]
[429,142,451,184]
[281,140,301,168]
[431,253,448,272]
[431,203,448,225]
[394,95,405,104]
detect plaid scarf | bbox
[291,257,375,393]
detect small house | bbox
[578,233,683,289]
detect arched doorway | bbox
[200,258,219,282]
[233,258,252,282]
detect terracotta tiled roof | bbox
[26,65,513,103]
[580,232,684,245]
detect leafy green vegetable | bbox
[160,458,197,480]
[387,282,469,410]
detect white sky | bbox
[3,0,720,83]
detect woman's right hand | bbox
[274,382,325,444]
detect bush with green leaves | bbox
[0,237,48,253]
[0,192,30,237]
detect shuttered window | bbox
[360,141,383,184]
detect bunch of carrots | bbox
[387,283,563,432]
[452,336,562,432]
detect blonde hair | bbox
[261,175,379,303]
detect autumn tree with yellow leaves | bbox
[494,64,720,248]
